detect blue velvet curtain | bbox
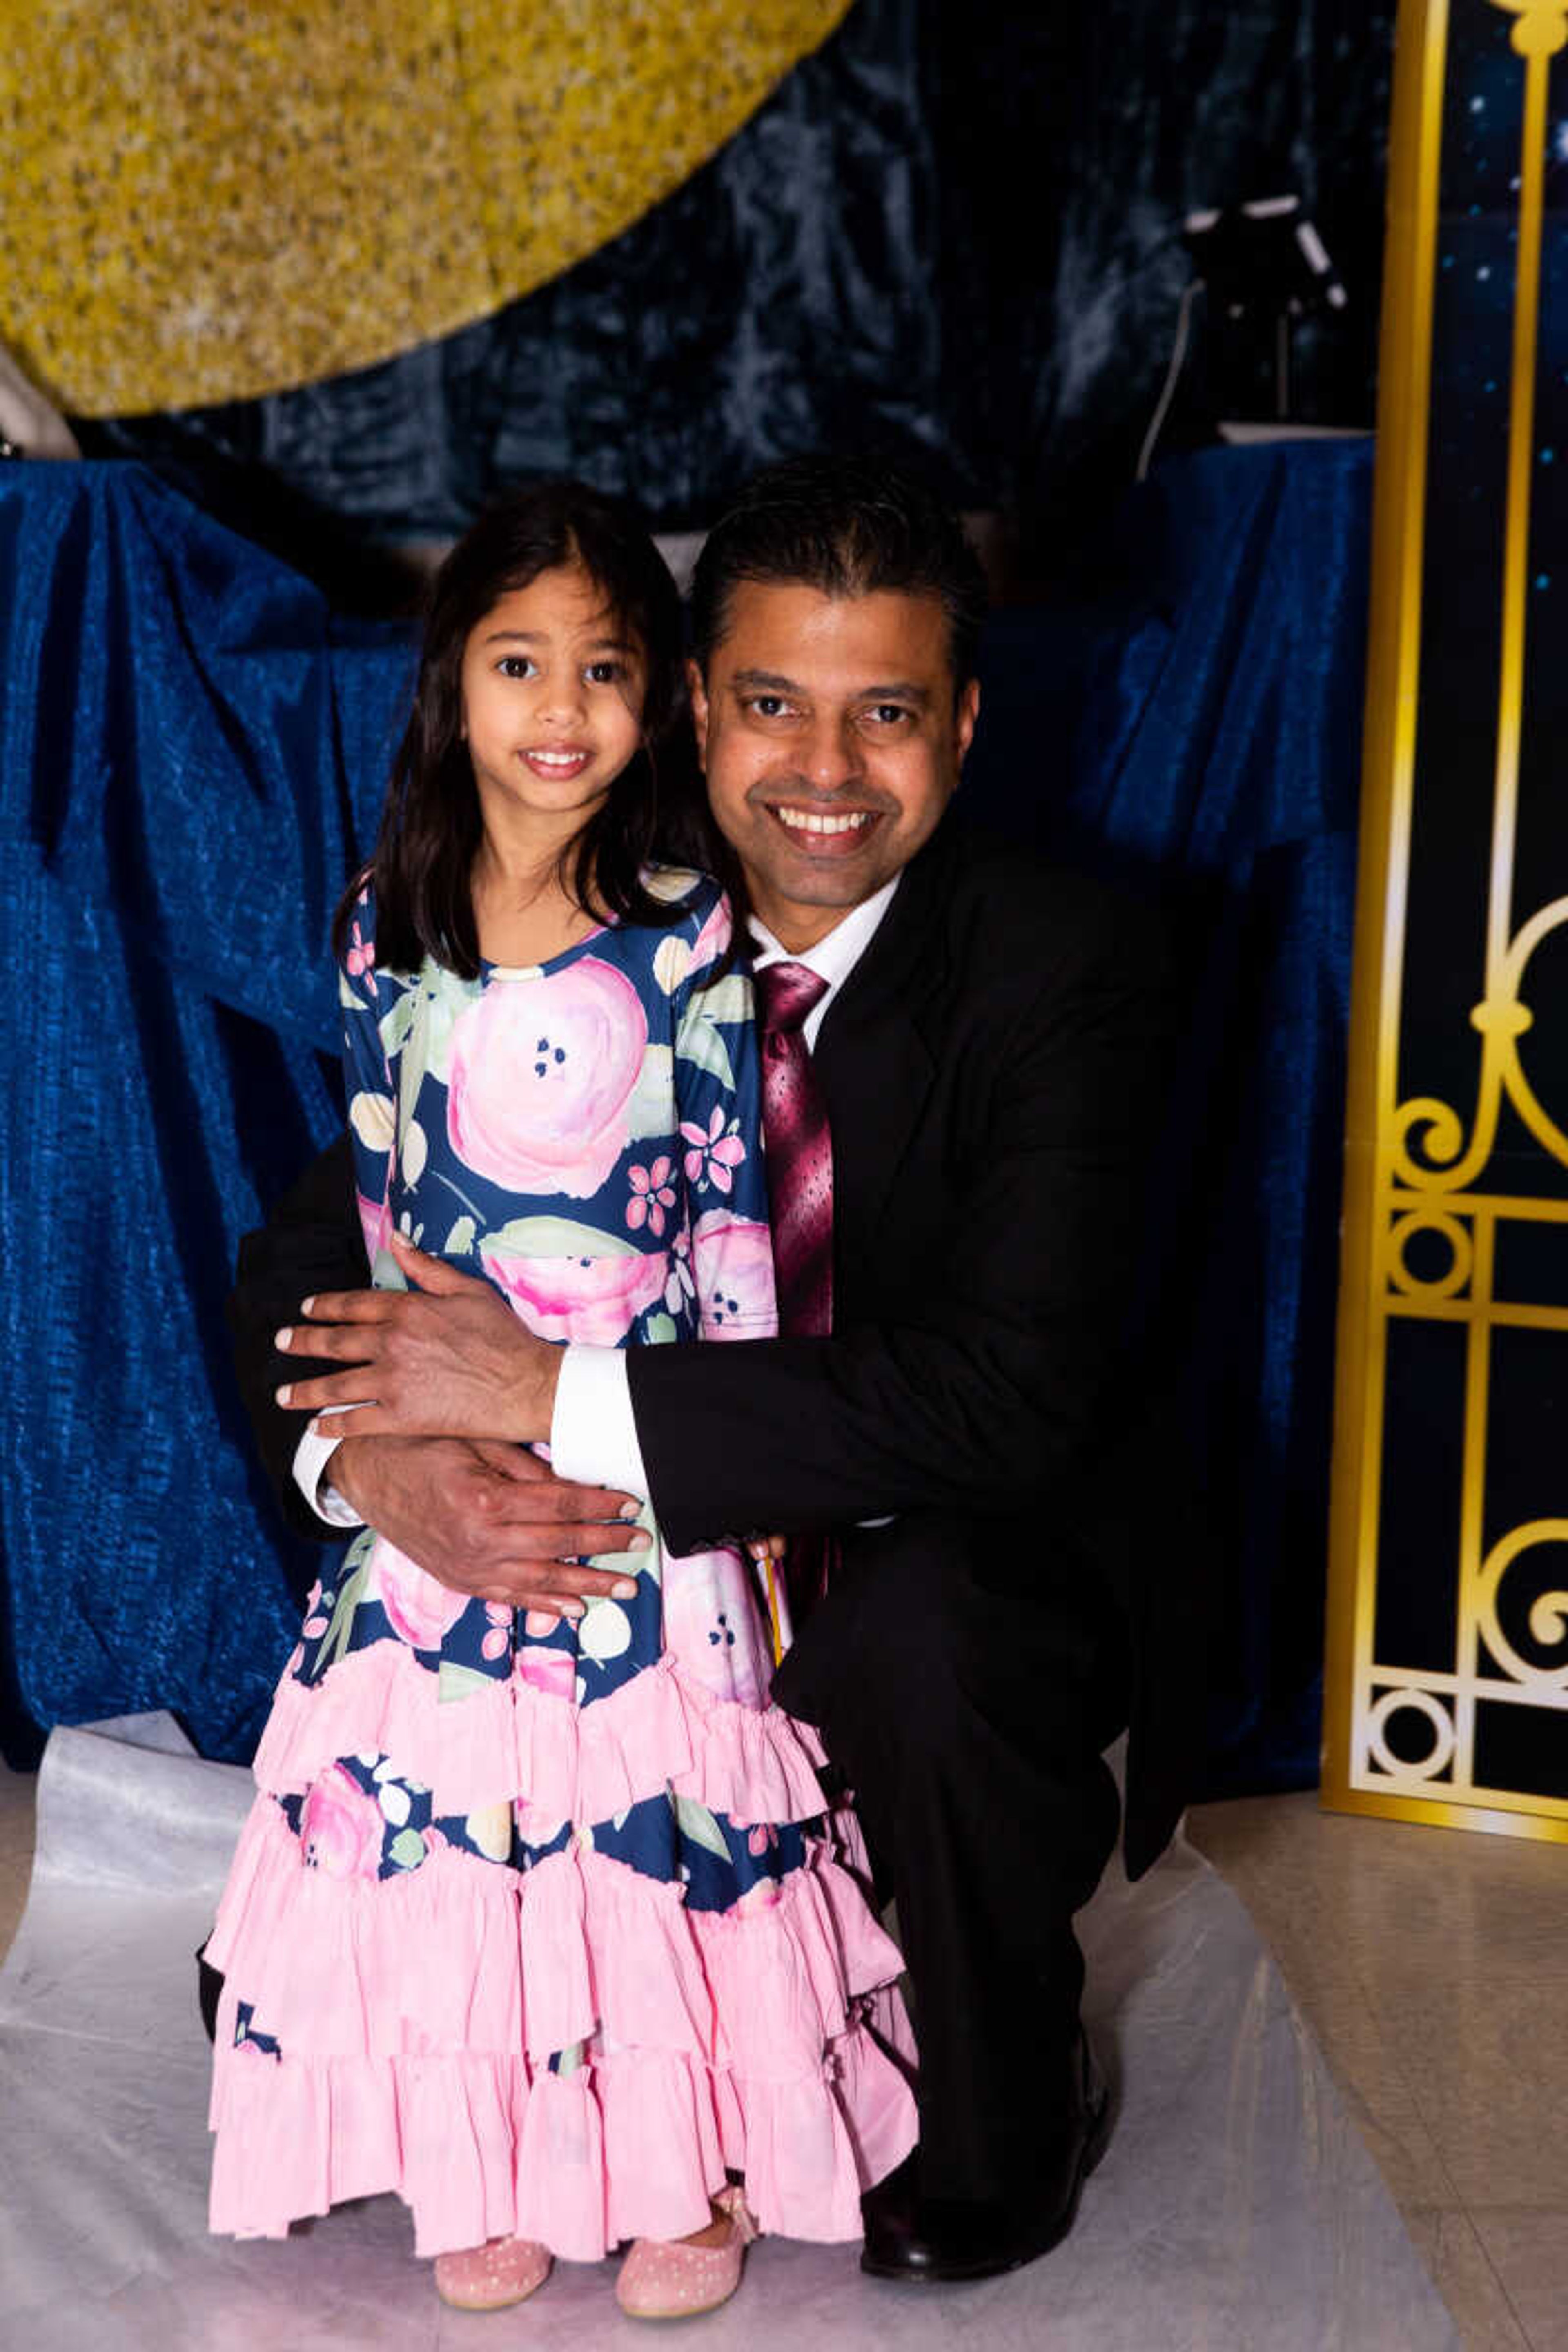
[0,468,412,1763]
[0,445,1368,1786]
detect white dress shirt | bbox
[294,876,901,1523]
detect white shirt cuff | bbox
[292,1427,363,1528]
[551,1345,650,1498]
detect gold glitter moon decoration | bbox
[0,0,853,416]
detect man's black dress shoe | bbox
[860,2034,1111,2283]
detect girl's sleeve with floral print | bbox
[672,890,778,1343]
[336,885,397,1274]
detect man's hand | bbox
[331,1433,650,1616]
[274,1232,559,1442]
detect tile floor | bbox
[0,1754,35,1969]
[1,1754,1561,2348]
[1187,1791,1568,2352]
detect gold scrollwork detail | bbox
[1489,0,1568,59]
[1385,1207,1473,1299]
[1474,1519,1568,1689]
[1391,894,1568,1189]
[1365,1687,1457,1780]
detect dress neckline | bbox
[478,919,612,981]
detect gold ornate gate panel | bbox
[1323,0,1568,1838]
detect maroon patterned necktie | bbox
[755,959,835,1626]
[755,960,834,1338]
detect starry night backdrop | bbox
[1411,1,1568,1225]
[72,0,1394,581]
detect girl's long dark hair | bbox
[333,482,714,977]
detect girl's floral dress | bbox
[206,869,916,2261]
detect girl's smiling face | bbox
[460,564,646,844]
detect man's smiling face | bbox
[690,581,980,952]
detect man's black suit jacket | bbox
[228,821,1188,1876]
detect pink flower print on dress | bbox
[664,1221,696,1316]
[662,1547,769,1708]
[357,1188,392,1266]
[746,1822,780,1859]
[300,1763,385,1880]
[626,1156,677,1238]
[687,894,733,979]
[516,1646,575,1701]
[681,1105,747,1196]
[370,1539,471,1650]
[691,1211,776,1339]
[345,918,377,996]
[446,958,647,1198]
[482,1244,668,1345]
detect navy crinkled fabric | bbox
[1,464,414,1761]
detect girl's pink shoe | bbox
[615,2185,760,2321]
[434,2235,553,2311]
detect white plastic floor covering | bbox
[0,1717,1459,2351]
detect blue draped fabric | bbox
[0,447,1368,1788]
[0,467,414,1764]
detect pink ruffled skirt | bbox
[207,1546,916,2260]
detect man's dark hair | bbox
[689,454,988,695]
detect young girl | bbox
[205,485,915,2319]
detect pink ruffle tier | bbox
[251,1642,830,1837]
[209,1800,916,2257]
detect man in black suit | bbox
[235,455,1176,2282]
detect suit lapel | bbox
[812,829,954,1243]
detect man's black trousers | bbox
[772,1511,1126,2205]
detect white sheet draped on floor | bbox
[0,1716,1458,2352]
